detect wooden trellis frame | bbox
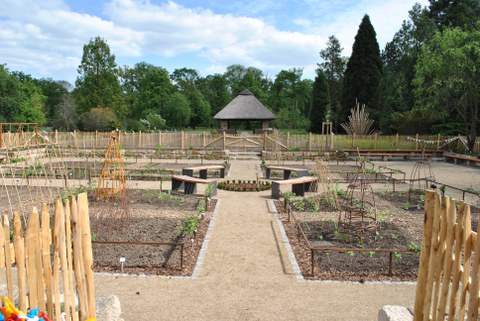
[96,132,126,202]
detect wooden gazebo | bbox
[214,89,276,133]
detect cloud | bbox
[0,0,429,83]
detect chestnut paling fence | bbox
[0,193,95,321]
[1,130,478,153]
[413,190,480,321]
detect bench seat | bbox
[265,165,309,179]
[182,165,225,179]
[171,175,217,196]
[271,176,318,199]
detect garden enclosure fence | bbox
[0,193,95,321]
[413,190,480,321]
[1,129,478,153]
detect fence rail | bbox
[414,190,480,321]
[0,193,95,321]
[1,130,478,153]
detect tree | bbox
[341,14,383,127]
[196,74,232,116]
[414,28,480,151]
[163,92,191,128]
[34,78,69,126]
[81,107,119,131]
[224,64,270,101]
[52,93,77,130]
[121,62,174,120]
[270,68,312,129]
[428,0,480,30]
[74,37,126,125]
[171,68,211,128]
[310,70,330,133]
[318,35,346,131]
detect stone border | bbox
[191,198,221,278]
[267,199,304,281]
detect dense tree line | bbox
[0,0,479,149]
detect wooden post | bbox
[0,123,3,148]
[286,132,290,149]
[77,193,96,318]
[181,131,185,150]
[352,133,355,148]
[330,132,334,150]
[437,134,440,150]
[374,133,377,149]
[54,129,58,144]
[3,215,14,300]
[308,132,312,151]
[71,196,88,320]
[203,131,206,148]
[73,130,77,149]
[396,133,399,149]
[263,132,267,151]
[138,130,142,148]
[41,204,54,318]
[223,131,226,150]
[95,130,98,149]
[413,191,436,321]
[158,130,162,147]
[13,212,27,311]
[415,133,419,150]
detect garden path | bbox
[94,160,416,320]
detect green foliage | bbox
[414,28,480,151]
[178,215,201,236]
[407,242,421,253]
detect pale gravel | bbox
[94,159,479,321]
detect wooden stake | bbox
[64,200,78,321]
[3,214,14,300]
[25,207,40,309]
[41,204,54,317]
[458,202,471,321]
[413,190,435,321]
[56,200,72,321]
[78,193,96,318]
[71,196,87,320]
[13,212,27,311]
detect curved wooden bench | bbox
[182,165,225,179]
[171,175,217,196]
[271,176,318,199]
[265,165,309,180]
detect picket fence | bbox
[0,193,95,321]
[414,190,480,320]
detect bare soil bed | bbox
[89,189,216,276]
[275,189,446,281]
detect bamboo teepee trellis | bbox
[96,132,126,202]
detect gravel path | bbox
[94,160,423,320]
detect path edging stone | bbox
[268,199,304,281]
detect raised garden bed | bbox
[218,179,271,192]
[89,189,216,276]
[275,190,431,281]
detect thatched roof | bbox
[214,89,276,120]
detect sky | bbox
[1,0,430,85]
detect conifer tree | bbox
[310,70,330,133]
[341,14,382,127]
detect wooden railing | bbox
[414,190,480,321]
[0,193,95,321]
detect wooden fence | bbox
[0,193,95,321]
[414,190,480,321]
[1,130,479,153]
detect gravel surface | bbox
[94,159,479,321]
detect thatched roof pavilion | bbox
[214,89,276,133]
